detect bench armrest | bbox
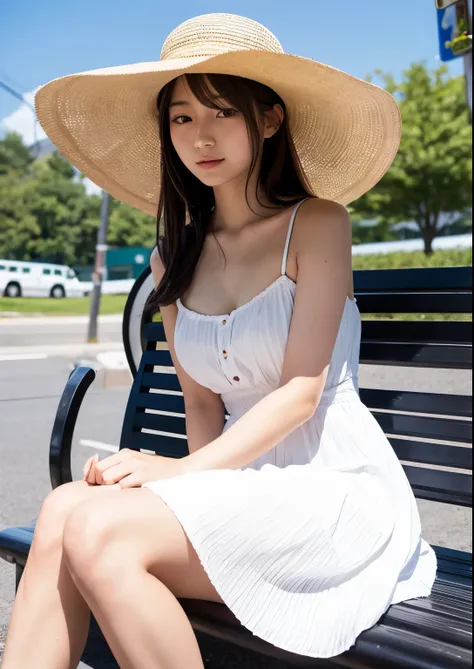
[49,366,96,489]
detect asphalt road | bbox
[0,320,472,668]
[0,315,122,348]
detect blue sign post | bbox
[436,0,472,61]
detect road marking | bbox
[0,353,48,362]
[79,439,156,456]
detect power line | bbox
[0,79,35,112]
[0,69,30,99]
[0,78,40,155]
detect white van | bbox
[0,259,85,298]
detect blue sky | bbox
[1,0,466,111]
[0,0,467,148]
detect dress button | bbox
[233,376,240,382]
[222,319,227,325]
[222,349,228,358]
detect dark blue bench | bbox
[1,265,472,668]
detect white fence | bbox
[352,233,472,256]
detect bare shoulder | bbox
[295,198,351,251]
[298,197,350,233]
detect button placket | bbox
[217,315,240,384]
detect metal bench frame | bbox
[1,265,472,668]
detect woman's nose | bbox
[194,129,215,150]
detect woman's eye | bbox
[172,115,191,124]
[217,109,237,118]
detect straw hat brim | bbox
[35,50,401,214]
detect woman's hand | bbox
[82,449,189,489]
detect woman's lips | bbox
[196,159,225,169]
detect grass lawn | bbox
[0,294,128,316]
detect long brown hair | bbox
[145,73,312,315]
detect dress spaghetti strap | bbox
[281,198,310,277]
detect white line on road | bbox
[0,342,124,358]
[0,314,123,326]
[0,353,48,362]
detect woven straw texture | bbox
[35,13,401,214]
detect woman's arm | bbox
[184,403,226,454]
[150,247,226,454]
[183,199,353,473]
[184,379,318,471]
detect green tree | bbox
[352,64,472,254]
[0,132,34,175]
[0,148,100,264]
[107,200,156,249]
[0,132,157,263]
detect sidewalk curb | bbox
[74,350,133,390]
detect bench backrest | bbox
[120,266,472,507]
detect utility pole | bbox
[87,190,110,342]
[465,51,472,119]
[465,0,473,119]
[435,0,473,118]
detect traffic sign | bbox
[436,0,461,9]
[436,0,472,61]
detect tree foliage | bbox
[351,63,472,253]
[0,132,156,264]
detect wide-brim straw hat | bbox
[35,13,401,214]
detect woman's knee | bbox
[62,493,123,583]
[34,480,121,555]
[32,481,89,554]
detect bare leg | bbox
[69,562,205,669]
[63,488,224,669]
[2,480,122,669]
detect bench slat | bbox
[372,411,472,444]
[402,465,472,506]
[142,349,173,367]
[133,411,186,435]
[360,389,472,418]
[357,292,471,314]
[143,322,166,343]
[359,342,471,369]
[135,391,184,413]
[360,343,472,370]
[402,588,472,618]
[435,546,473,585]
[361,320,472,345]
[382,598,472,650]
[389,438,472,470]
[141,371,181,392]
[354,267,472,292]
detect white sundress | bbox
[143,199,438,659]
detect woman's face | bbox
[168,76,256,188]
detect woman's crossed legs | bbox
[2,480,222,669]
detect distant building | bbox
[74,246,153,282]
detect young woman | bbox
[2,13,437,669]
